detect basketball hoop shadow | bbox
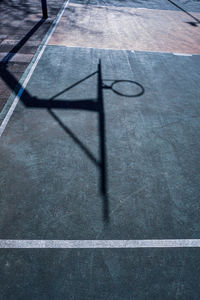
[0,59,144,223]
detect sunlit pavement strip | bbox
[49,3,200,54]
[0,240,200,248]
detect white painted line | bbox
[173,53,193,56]
[0,240,200,248]
[48,45,196,56]
[0,0,70,138]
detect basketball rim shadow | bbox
[0,21,144,223]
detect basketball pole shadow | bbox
[1,57,144,223]
[1,60,110,222]
[47,60,109,222]
[1,19,46,64]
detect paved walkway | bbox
[0,0,64,112]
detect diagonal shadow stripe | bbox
[48,109,101,167]
[1,19,46,64]
[168,0,200,26]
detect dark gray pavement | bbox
[0,248,200,299]
[0,0,200,299]
[1,47,200,239]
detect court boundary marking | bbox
[0,240,200,248]
[1,0,199,137]
[0,4,199,250]
[0,0,70,138]
[46,44,196,56]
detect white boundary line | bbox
[173,53,193,56]
[0,5,199,250]
[0,240,200,248]
[47,44,196,56]
[0,0,70,138]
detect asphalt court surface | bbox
[0,0,200,298]
[1,46,200,240]
[0,248,200,299]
